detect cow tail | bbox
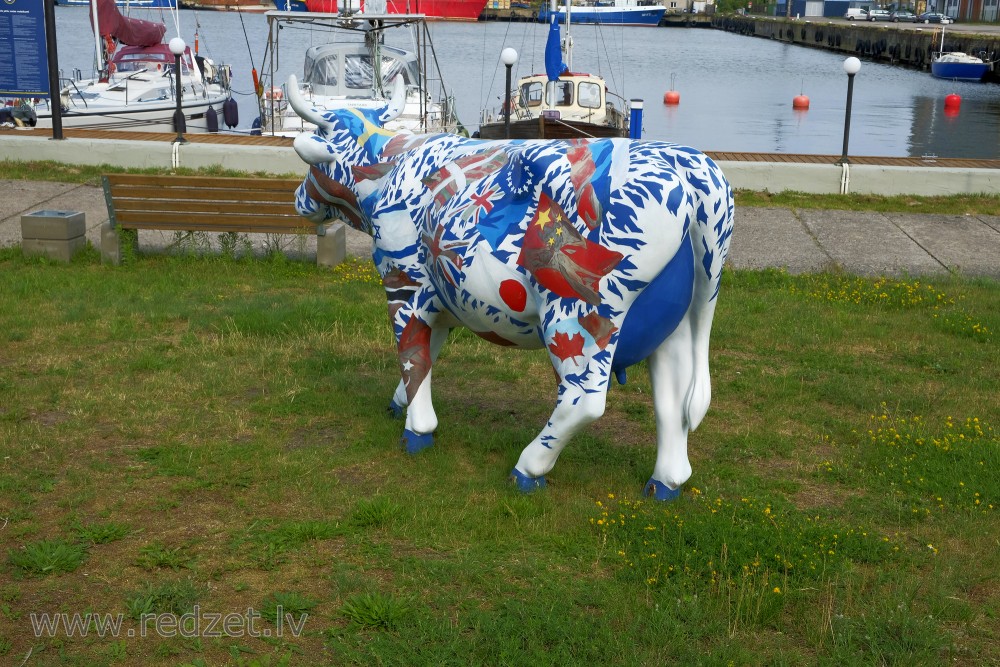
[683,157,734,432]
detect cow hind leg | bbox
[646,311,697,501]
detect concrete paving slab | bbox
[727,207,832,273]
[0,180,77,220]
[978,215,1000,235]
[798,209,947,277]
[344,226,372,258]
[887,213,1000,279]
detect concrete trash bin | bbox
[21,210,87,262]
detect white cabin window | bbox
[554,80,573,106]
[578,82,601,109]
[521,81,544,107]
[305,54,339,87]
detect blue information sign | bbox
[0,0,51,97]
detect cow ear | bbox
[287,75,331,131]
[294,133,336,166]
[378,75,406,125]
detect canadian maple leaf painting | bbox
[548,330,586,364]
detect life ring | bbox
[263,86,283,102]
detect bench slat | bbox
[108,186,299,205]
[115,210,314,231]
[104,174,301,192]
[115,220,315,235]
[112,200,297,216]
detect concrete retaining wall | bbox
[0,135,303,175]
[1,133,998,195]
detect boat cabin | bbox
[515,72,609,124]
[111,44,206,82]
[301,43,421,98]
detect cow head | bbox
[287,74,405,229]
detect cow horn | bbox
[378,75,406,125]
[286,74,331,131]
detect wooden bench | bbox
[99,173,346,266]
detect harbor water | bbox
[49,7,1000,159]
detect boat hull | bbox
[55,0,178,7]
[271,0,487,19]
[538,5,665,26]
[30,97,230,133]
[930,61,990,82]
[477,116,627,140]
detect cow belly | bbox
[438,292,544,349]
[435,243,545,349]
[611,233,694,373]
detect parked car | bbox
[890,10,917,21]
[917,11,954,23]
[867,8,892,20]
[844,7,869,19]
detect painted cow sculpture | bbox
[287,76,734,499]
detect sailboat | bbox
[255,5,463,137]
[268,0,489,21]
[476,0,629,140]
[21,0,234,132]
[930,24,992,82]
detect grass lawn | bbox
[0,243,997,666]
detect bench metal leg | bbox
[101,224,138,265]
[100,222,122,265]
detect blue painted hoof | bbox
[510,468,546,493]
[387,400,404,419]
[644,478,681,501]
[400,429,433,454]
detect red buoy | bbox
[944,93,962,111]
[792,94,810,110]
[663,90,680,105]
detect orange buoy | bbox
[792,94,810,110]
[663,90,680,105]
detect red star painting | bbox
[516,193,623,305]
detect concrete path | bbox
[2,180,999,280]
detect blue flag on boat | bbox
[544,14,568,82]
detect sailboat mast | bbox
[564,0,572,72]
[91,0,103,72]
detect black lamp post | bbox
[169,37,188,144]
[839,56,861,165]
[500,47,518,139]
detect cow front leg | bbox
[395,317,446,454]
[511,388,608,492]
[646,312,696,501]
[388,326,449,419]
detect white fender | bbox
[286,74,331,131]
